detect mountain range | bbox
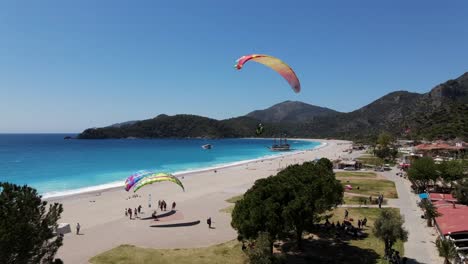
[78,72,468,141]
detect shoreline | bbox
[54,138,354,263]
[44,139,327,200]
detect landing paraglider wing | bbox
[124,170,153,191]
[133,173,185,193]
[234,54,300,93]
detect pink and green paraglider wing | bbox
[133,173,185,193]
[234,54,300,93]
[124,170,153,192]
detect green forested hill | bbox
[78,72,468,141]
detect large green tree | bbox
[231,159,343,250]
[377,132,394,147]
[453,178,468,205]
[373,132,398,161]
[278,159,343,248]
[438,160,465,188]
[436,237,457,264]
[408,157,438,190]
[373,209,408,258]
[0,182,64,264]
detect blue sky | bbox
[1,1,467,133]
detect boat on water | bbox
[201,144,212,150]
[269,137,291,151]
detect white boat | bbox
[202,144,212,150]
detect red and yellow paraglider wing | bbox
[234,54,300,93]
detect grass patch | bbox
[220,195,243,214]
[343,195,387,205]
[336,171,377,178]
[327,208,404,263]
[356,155,384,166]
[90,240,247,264]
[340,179,398,198]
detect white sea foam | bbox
[43,140,324,199]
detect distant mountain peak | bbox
[246,100,339,123]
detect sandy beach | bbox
[51,139,355,263]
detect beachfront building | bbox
[434,200,468,263]
[413,141,466,159]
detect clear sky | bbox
[1,0,467,133]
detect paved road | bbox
[379,169,442,264]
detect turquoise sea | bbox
[0,134,320,197]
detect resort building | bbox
[433,197,468,263]
[413,141,466,159]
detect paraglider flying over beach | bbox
[256,123,264,136]
[124,170,153,191]
[132,173,185,193]
[234,54,301,93]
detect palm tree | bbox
[420,199,442,227]
[436,237,457,264]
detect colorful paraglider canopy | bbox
[234,54,300,93]
[124,170,153,192]
[133,173,185,193]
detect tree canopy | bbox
[231,159,343,249]
[408,157,438,190]
[438,160,465,187]
[373,209,408,258]
[0,182,64,264]
[453,178,468,205]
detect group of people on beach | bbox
[125,205,142,219]
[157,200,176,211]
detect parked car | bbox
[343,167,356,171]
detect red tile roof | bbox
[435,201,468,235]
[415,143,465,151]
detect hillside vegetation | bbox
[78,72,468,141]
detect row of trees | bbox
[408,157,468,204]
[231,158,344,256]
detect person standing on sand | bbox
[207,217,212,229]
[76,223,81,235]
[134,208,138,218]
[125,208,128,217]
[172,201,176,210]
[128,208,132,219]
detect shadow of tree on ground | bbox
[279,238,380,264]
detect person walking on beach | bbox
[172,201,176,210]
[128,208,132,219]
[125,208,128,217]
[162,200,166,211]
[207,217,212,229]
[158,200,161,209]
[76,223,81,235]
[138,205,142,214]
[134,208,138,218]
